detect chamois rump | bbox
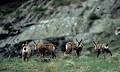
[33,41,56,58]
[22,42,31,61]
[93,41,112,60]
[64,39,83,57]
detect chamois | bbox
[93,41,112,60]
[22,42,31,61]
[33,41,56,58]
[64,39,83,57]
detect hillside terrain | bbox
[0,0,120,72]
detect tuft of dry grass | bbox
[43,62,60,72]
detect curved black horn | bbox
[79,39,82,43]
[93,41,97,45]
[25,41,28,44]
[32,40,37,45]
[76,39,79,42]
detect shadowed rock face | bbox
[0,0,15,5]
[0,0,29,16]
[0,0,120,57]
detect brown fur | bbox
[22,43,31,61]
[33,41,56,58]
[64,39,83,57]
[93,41,112,60]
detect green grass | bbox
[0,51,120,72]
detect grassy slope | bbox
[0,50,120,72]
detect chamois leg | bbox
[40,50,44,57]
[102,50,106,61]
[39,50,43,57]
[96,50,100,60]
[42,51,45,58]
[22,53,26,61]
[105,49,112,60]
[64,48,72,57]
[105,49,112,56]
[68,49,72,54]
[64,51,67,57]
[64,51,66,56]
[24,56,26,61]
[76,48,82,58]
[22,56,25,61]
[51,51,56,58]
[27,57,29,61]
[103,53,106,61]
[109,51,113,61]
[75,50,80,58]
[109,50,112,60]
[37,50,40,57]
[27,54,30,61]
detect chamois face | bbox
[32,41,40,50]
[22,44,28,52]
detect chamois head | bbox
[22,41,28,50]
[93,41,97,49]
[32,40,40,50]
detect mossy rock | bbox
[88,13,101,20]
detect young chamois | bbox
[22,42,31,61]
[33,41,56,58]
[64,39,83,57]
[93,41,112,60]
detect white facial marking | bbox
[78,43,82,48]
[104,46,108,49]
[66,44,68,50]
[94,45,97,49]
[22,48,28,53]
[53,46,55,51]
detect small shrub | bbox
[65,60,75,67]
[0,17,4,20]
[33,7,47,12]
[54,0,65,7]
[15,10,23,16]
[43,62,60,72]
[88,13,101,20]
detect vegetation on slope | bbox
[0,50,120,72]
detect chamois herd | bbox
[21,39,112,61]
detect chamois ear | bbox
[79,39,82,43]
[97,41,99,44]
[22,44,25,47]
[38,40,40,43]
[25,41,28,45]
[106,44,108,47]
[93,41,97,46]
[32,40,37,45]
[76,39,79,42]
